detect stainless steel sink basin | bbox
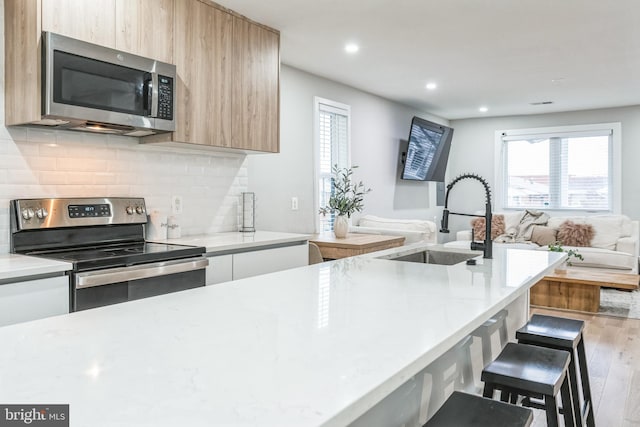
[389,250,478,266]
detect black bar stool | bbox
[471,309,509,367]
[424,391,533,426]
[481,342,575,427]
[516,314,595,427]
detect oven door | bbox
[73,257,208,311]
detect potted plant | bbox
[548,241,584,273]
[319,165,372,238]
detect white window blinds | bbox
[500,126,615,211]
[316,99,350,232]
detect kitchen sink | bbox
[388,249,478,266]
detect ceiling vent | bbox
[529,101,554,105]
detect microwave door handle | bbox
[150,72,159,118]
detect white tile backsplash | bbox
[0,130,249,254]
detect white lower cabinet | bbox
[206,243,308,284]
[205,254,233,285]
[233,244,308,280]
[0,275,69,327]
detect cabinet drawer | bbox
[233,244,308,280]
[0,276,69,327]
[206,254,233,285]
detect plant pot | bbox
[554,263,568,274]
[333,215,349,238]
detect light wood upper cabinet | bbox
[115,0,174,63]
[4,0,41,126]
[231,17,280,153]
[172,0,232,147]
[41,0,117,48]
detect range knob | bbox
[35,208,49,219]
[21,208,35,220]
[125,206,134,215]
[135,206,145,215]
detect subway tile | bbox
[27,128,57,144]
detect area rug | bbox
[599,288,640,319]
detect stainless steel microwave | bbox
[35,32,176,136]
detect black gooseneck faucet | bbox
[440,173,493,259]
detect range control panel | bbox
[12,197,147,230]
[68,204,112,218]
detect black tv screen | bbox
[401,117,453,181]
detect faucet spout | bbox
[440,174,493,259]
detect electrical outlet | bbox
[171,195,183,214]
[291,197,298,211]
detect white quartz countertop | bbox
[150,230,310,254]
[0,253,72,282]
[0,246,564,426]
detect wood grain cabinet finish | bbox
[41,0,117,48]
[115,0,174,64]
[231,17,280,153]
[172,0,232,147]
[4,0,41,125]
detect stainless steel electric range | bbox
[10,197,208,312]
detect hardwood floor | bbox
[530,307,640,426]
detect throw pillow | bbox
[530,225,558,246]
[471,215,505,240]
[557,220,594,247]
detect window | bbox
[496,123,621,212]
[314,97,350,232]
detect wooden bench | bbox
[530,269,639,313]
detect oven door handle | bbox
[75,257,209,289]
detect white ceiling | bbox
[217,0,640,120]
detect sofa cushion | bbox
[471,215,505,240]
[548,215,627,250]
[358,215,436,234]
[531,225,558,246]
[535,245,635,270]
[557,220,594,247]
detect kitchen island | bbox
[0,245,564,426]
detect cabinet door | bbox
[231,18,280,153]
[41,0,116,48]
[115,0,174,64]
[173,0,232,146]
[206,254,233,285]
[233,244,308,280]
[4,0,41,125]
[0,276,69,327]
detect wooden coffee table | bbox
[310,233,405,260]
[530,269,639,313]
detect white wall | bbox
[0,1,247,254]
[444,105,640,238]
[248,65,448,233]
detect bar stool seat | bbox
[482,342,575,427]
[424,391,533,426]
[517,314,595,427]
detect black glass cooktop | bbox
[25,242,205,271]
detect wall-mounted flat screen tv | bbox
[401,117,454,182]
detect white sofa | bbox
[447,211,639,274]
[349,215,438,244]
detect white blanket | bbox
[495,209,550,243]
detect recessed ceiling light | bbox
[425,82,437,90]
[344,43,359,54]
[479,106,488,113]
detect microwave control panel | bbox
[157,75,174,120]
